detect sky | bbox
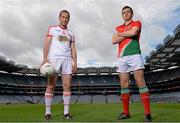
[0,0,180,68]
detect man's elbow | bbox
[112,39,117,45]
[132,30,139,36]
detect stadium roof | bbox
[145,24,180,70]
[0,55,28,73]
[0,56,117,75]
[0,55,149,75]
[75,67,117,75]
[0,24,179,74]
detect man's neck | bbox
[124,19,132,26]
[59,24,67,30]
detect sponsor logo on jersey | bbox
[58,35,68,42]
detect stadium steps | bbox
[92,95,106,103]
[106,95,121,103]
[53,96,63,104]
[70,95,79,104]
[131,94,141,103]
[77,95,91,103]
[0,95,11,104]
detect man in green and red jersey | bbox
[112,6,152,122]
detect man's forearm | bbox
[72,53,77,66]
[72,48,77,65]
[43,37,51,60]
[112,34,126,44]
[118,29,138,38]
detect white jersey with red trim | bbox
[46,25,75,59]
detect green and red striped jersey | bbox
[115,20,142,57]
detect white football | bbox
[40,63,55,77]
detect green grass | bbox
[0,103,180,122]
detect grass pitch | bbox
[0,103,180,122]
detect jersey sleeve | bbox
[113,26,119,34]
[114,29,118,34]
[133,21,142,28]
[46,26,53,37]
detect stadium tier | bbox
[0,67,180,95]
[145,24,180,70]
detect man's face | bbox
[122,8,133,21]
[59,12,69,27]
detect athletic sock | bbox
[121,88,130,115]
[45,92,53,115]
[139,86,151,115]
[63,91,71,115]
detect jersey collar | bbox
[123,20,133,26]
[59,25,67,30]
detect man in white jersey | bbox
[40,10,77,120]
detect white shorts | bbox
[116,54,145,73]
[49,58,72,74]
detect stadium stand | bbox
[77,95,91,103]
[106,95,121,103]
[145,24,180,70]
[92,95,106,103]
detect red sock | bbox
[140,92,151,115]
[121,93,130,115]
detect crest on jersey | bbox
[58,35,68,42]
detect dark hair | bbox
[59,10,70,18]
[122,6,133,14]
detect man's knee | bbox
[47,75,57,85]
[135,78,146,87]
[63,83,71,89]
[120,80,129,88]
[47,85,55,90]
